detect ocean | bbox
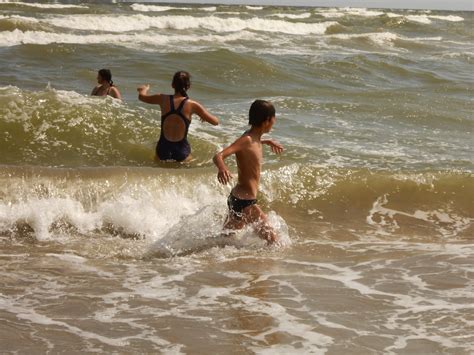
[0,1,473,353]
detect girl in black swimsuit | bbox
[137,71,219,162]
[157,94,191,161]
[91,69,122,100]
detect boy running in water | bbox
[213,100,283,244]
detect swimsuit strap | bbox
[161,96,190,127]
[169,95,175,111]
[176,97,189,113]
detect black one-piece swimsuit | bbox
[156,96,191,162]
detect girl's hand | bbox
[217,168,233,185]
[264,140,284,154]
[137,84,150,92]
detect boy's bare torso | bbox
[232,132,263,200]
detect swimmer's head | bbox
[249,100,276,131]
[97,69,113,85]
[172,71,191,97]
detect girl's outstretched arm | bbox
[193,101,219,126]
[137,85,162,104]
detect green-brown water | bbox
[0,2,473,353]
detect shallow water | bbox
[0,2,473,353]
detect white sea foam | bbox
[127,272,187,301]
[410,36,443,42]
[181,273,333,352]
[130,4,216,12]
[243,294,334,353]
[330,32,400,46]
[386,13,403,18]
[0,294,178,349]
[44,14,337,35]
[318,8,464,24]
[217,11,242,15]
[441,51,474,60]
[246,6,263,10]
[328,31,442,47]
[270,13,312,20]
[318,7,384,18]
[0,189,197,241]
[341,7,385,17]
[0,1,87,9]
[47,253,114,277]
[0,177,290,254]
[201,6,218,12]
[430,15,464,22]
[406,15,433,24]
[278,255,474,353]
[130,4,177,12]
[367,194,472,238]
[0,29,260,48]
[318,11,345,18]
[148,208,290,257]
[0,14,39,22]
[403,14,465,24]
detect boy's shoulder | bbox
[228,131,251,148]
[233,131,260,150]
[238,131,253,142]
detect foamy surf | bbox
[269,13,312,19]
[0,28,261,49]
[0,166,293,258]
[0,165,470,247]
[130,4,177,12]
[317,7,464,23]
[246,6,263,10]
[43,14,337,35]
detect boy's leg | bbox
[223,213,245,234]
[223,215,245,230]
[243,204,278,244]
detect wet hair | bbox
[98,69,113,86]
[248,100,275,126]
[172,71,191,97]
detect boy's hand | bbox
[264,140,284,154]
[217,168,233,185]
[137,84,150,93]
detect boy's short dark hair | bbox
[249,100,275,126]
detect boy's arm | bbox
[261,139,284,154]
[137,84,162,104]
[213,136,249,185]
[192,101,219,126]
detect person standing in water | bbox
[137,71,219,162]
[91,69,122,99]
[213,100,283,245]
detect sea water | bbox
[0,2,473,353]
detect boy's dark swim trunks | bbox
[227,193,257,219]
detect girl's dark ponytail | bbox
[172,71,191,97]
[98,69,113,86]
